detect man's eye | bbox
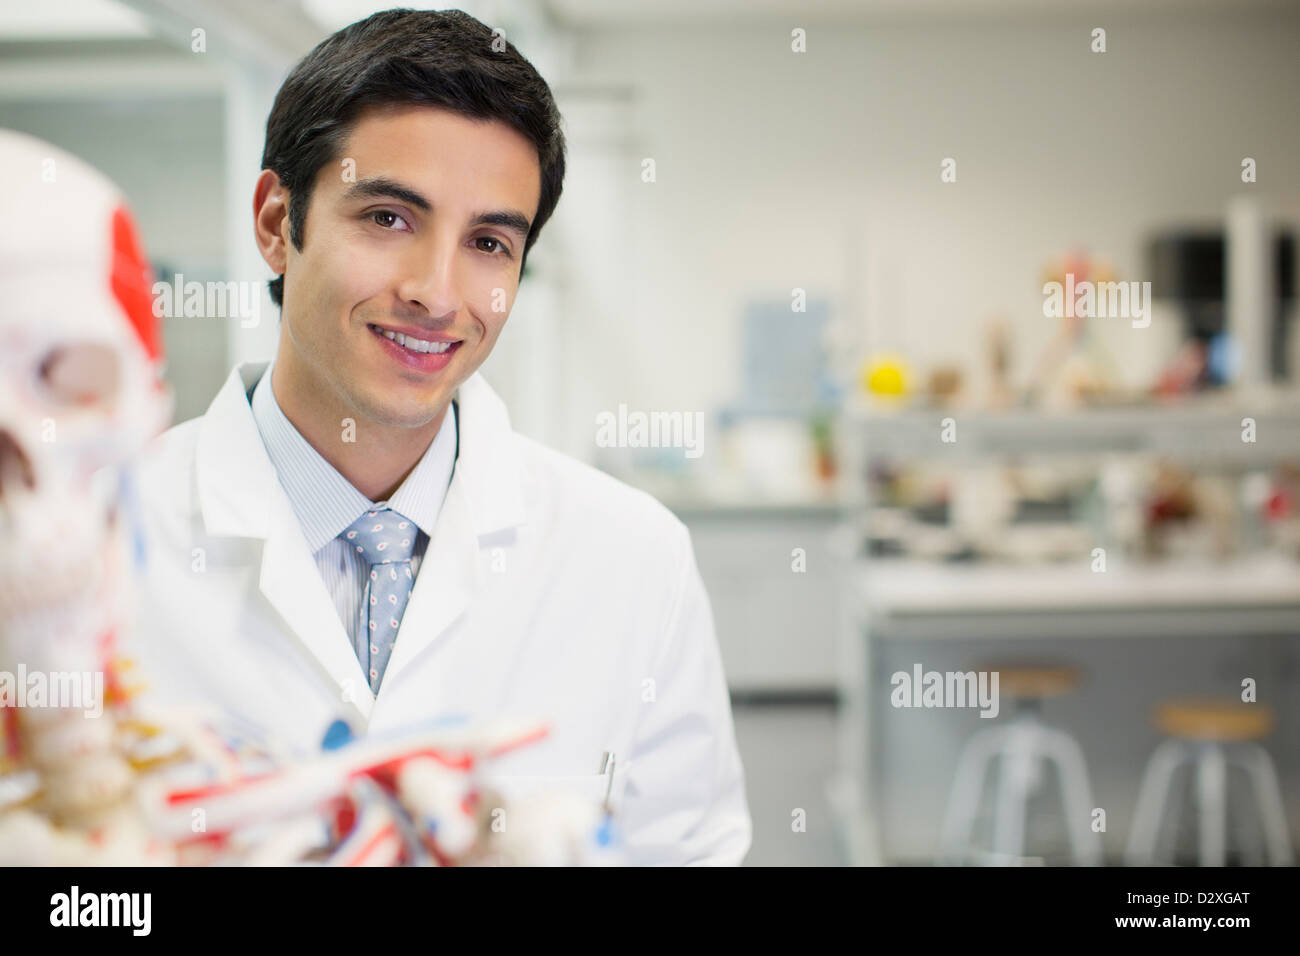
[370,210,409,230]
[476,237,511,256]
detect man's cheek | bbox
[477,280,516,318]
[479,316,508,350]
[335,244,396,295]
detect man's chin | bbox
[353,392,453,431]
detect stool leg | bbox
[1158,759,1190,863]
[1038,725,1103,866]
[991,725,1034,863]
[1125,739,1187,865]
[939,727,1008,865]
[1230,743,1295,866]
[1195,743,1227,866]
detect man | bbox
[130,8,751,865]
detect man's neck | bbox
[268,360,447,502]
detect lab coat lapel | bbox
[195,362,372,724]
[379,476,480,690]
[377,372,526,693]
[258,500,374,722]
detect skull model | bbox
[0,128,172,861]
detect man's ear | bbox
[253,169,291,275]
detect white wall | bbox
[546,9,1300,451]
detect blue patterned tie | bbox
[342,507,417,694]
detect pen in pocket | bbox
[598,750,616,812]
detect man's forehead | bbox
[332,104,540,201]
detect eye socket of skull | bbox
[0,428,35,494]
[36,343,120,409]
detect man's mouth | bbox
[367,323,460,355]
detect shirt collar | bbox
[249,361,458,552]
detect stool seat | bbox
[982,664,1080,700]
[1155,699,1273,742]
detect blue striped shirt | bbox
[248,363,458,663]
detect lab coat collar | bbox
[247,358,458,550]
[196,361,527,542]
[449,370,528,536]
[195,362,278,539]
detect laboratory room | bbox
[0,0,1297,895]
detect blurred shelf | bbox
[667,499,844,521]
[840,392,1300,463]
[853,555,1300,640]
[858,555,1300,615]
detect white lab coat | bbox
[125,362,752,865]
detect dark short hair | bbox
[260,7,566,308]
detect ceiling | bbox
[2,0,1295,42]
[542,0,1297,27]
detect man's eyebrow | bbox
[468,209,532,240]
[342,177,532,239]
[342,177,431,212]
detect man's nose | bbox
[397,242,465,316]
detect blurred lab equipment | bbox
[1028,249,1123,410]
[1148,222,1295,389]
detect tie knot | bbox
[341,507,417,565]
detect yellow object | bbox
[862,355,910,396]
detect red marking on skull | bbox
[110,204,162,363]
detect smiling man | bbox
[131,8,751,865]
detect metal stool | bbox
[939,665,1102,866]
[1125,699,1293,866]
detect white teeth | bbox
[374,326,454,354]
